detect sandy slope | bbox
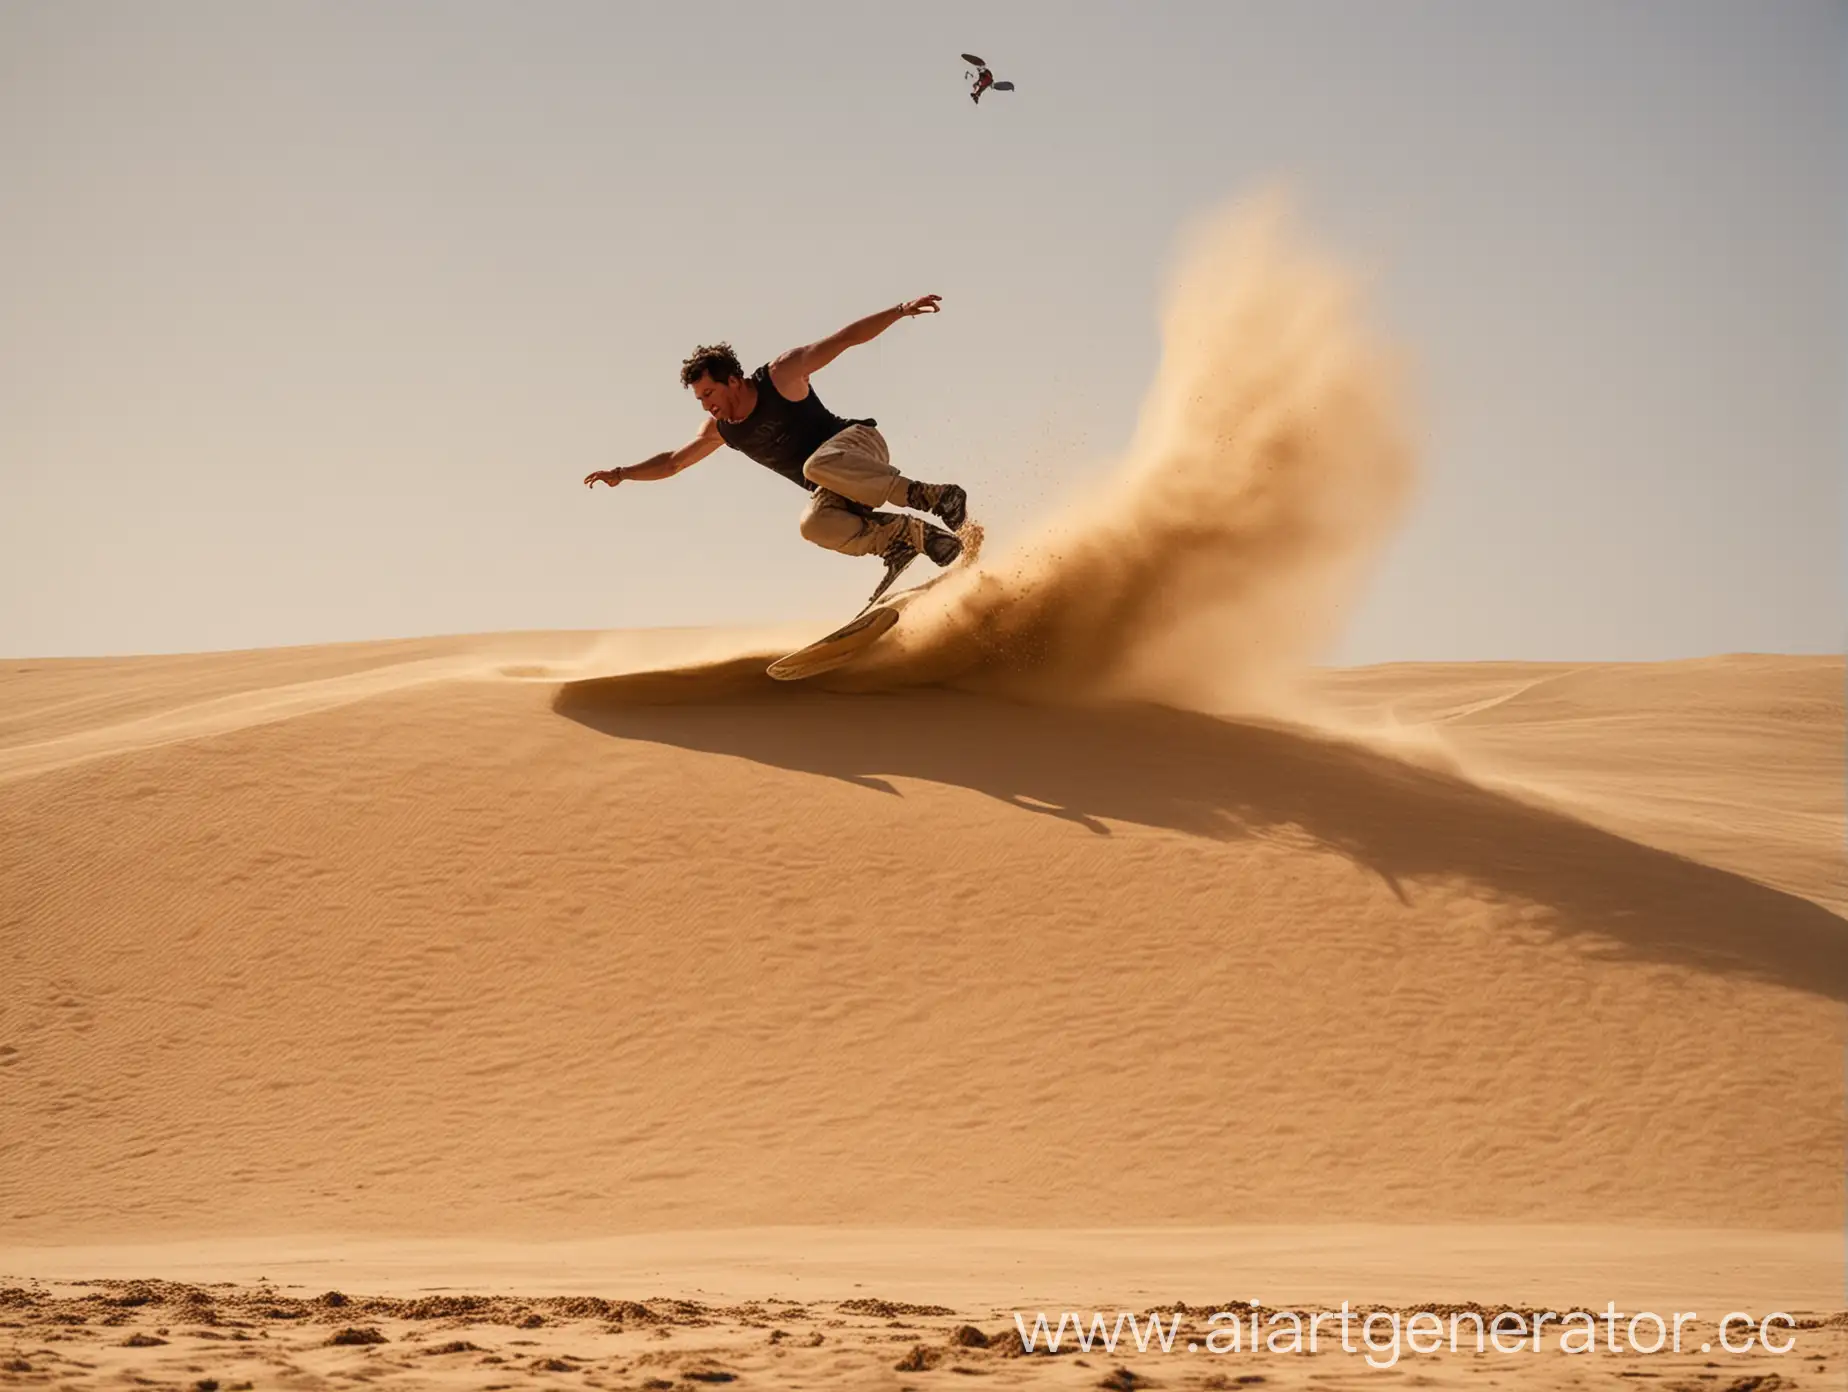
[1308,654,1845,915]
[2,637,1840,1268]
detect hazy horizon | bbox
[4,0,1842,664]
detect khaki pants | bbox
[798,424,912,556]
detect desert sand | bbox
[2,632,1842,1387]
[3,203,1840,1388]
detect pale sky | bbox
[3,0,1841,663]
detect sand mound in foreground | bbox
[0,1271,1841,1391]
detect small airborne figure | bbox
[961,53,1015,104]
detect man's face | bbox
[689,371,745,422]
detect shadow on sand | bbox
[553,658,1847,1003]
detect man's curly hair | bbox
[680,342,744,388]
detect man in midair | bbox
[583,295,969,602]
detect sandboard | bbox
[766,605,900,682]
[766,522,982,682]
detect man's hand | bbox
[583,468,625,488]
[898,294,942,317]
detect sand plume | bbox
[845,193,1416,711]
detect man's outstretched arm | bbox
[584,417,723,488]
[772,294,941,391]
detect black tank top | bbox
[715,365,874,491]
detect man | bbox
[583,295,970,604]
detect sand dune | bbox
[2,637,1840,1257]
